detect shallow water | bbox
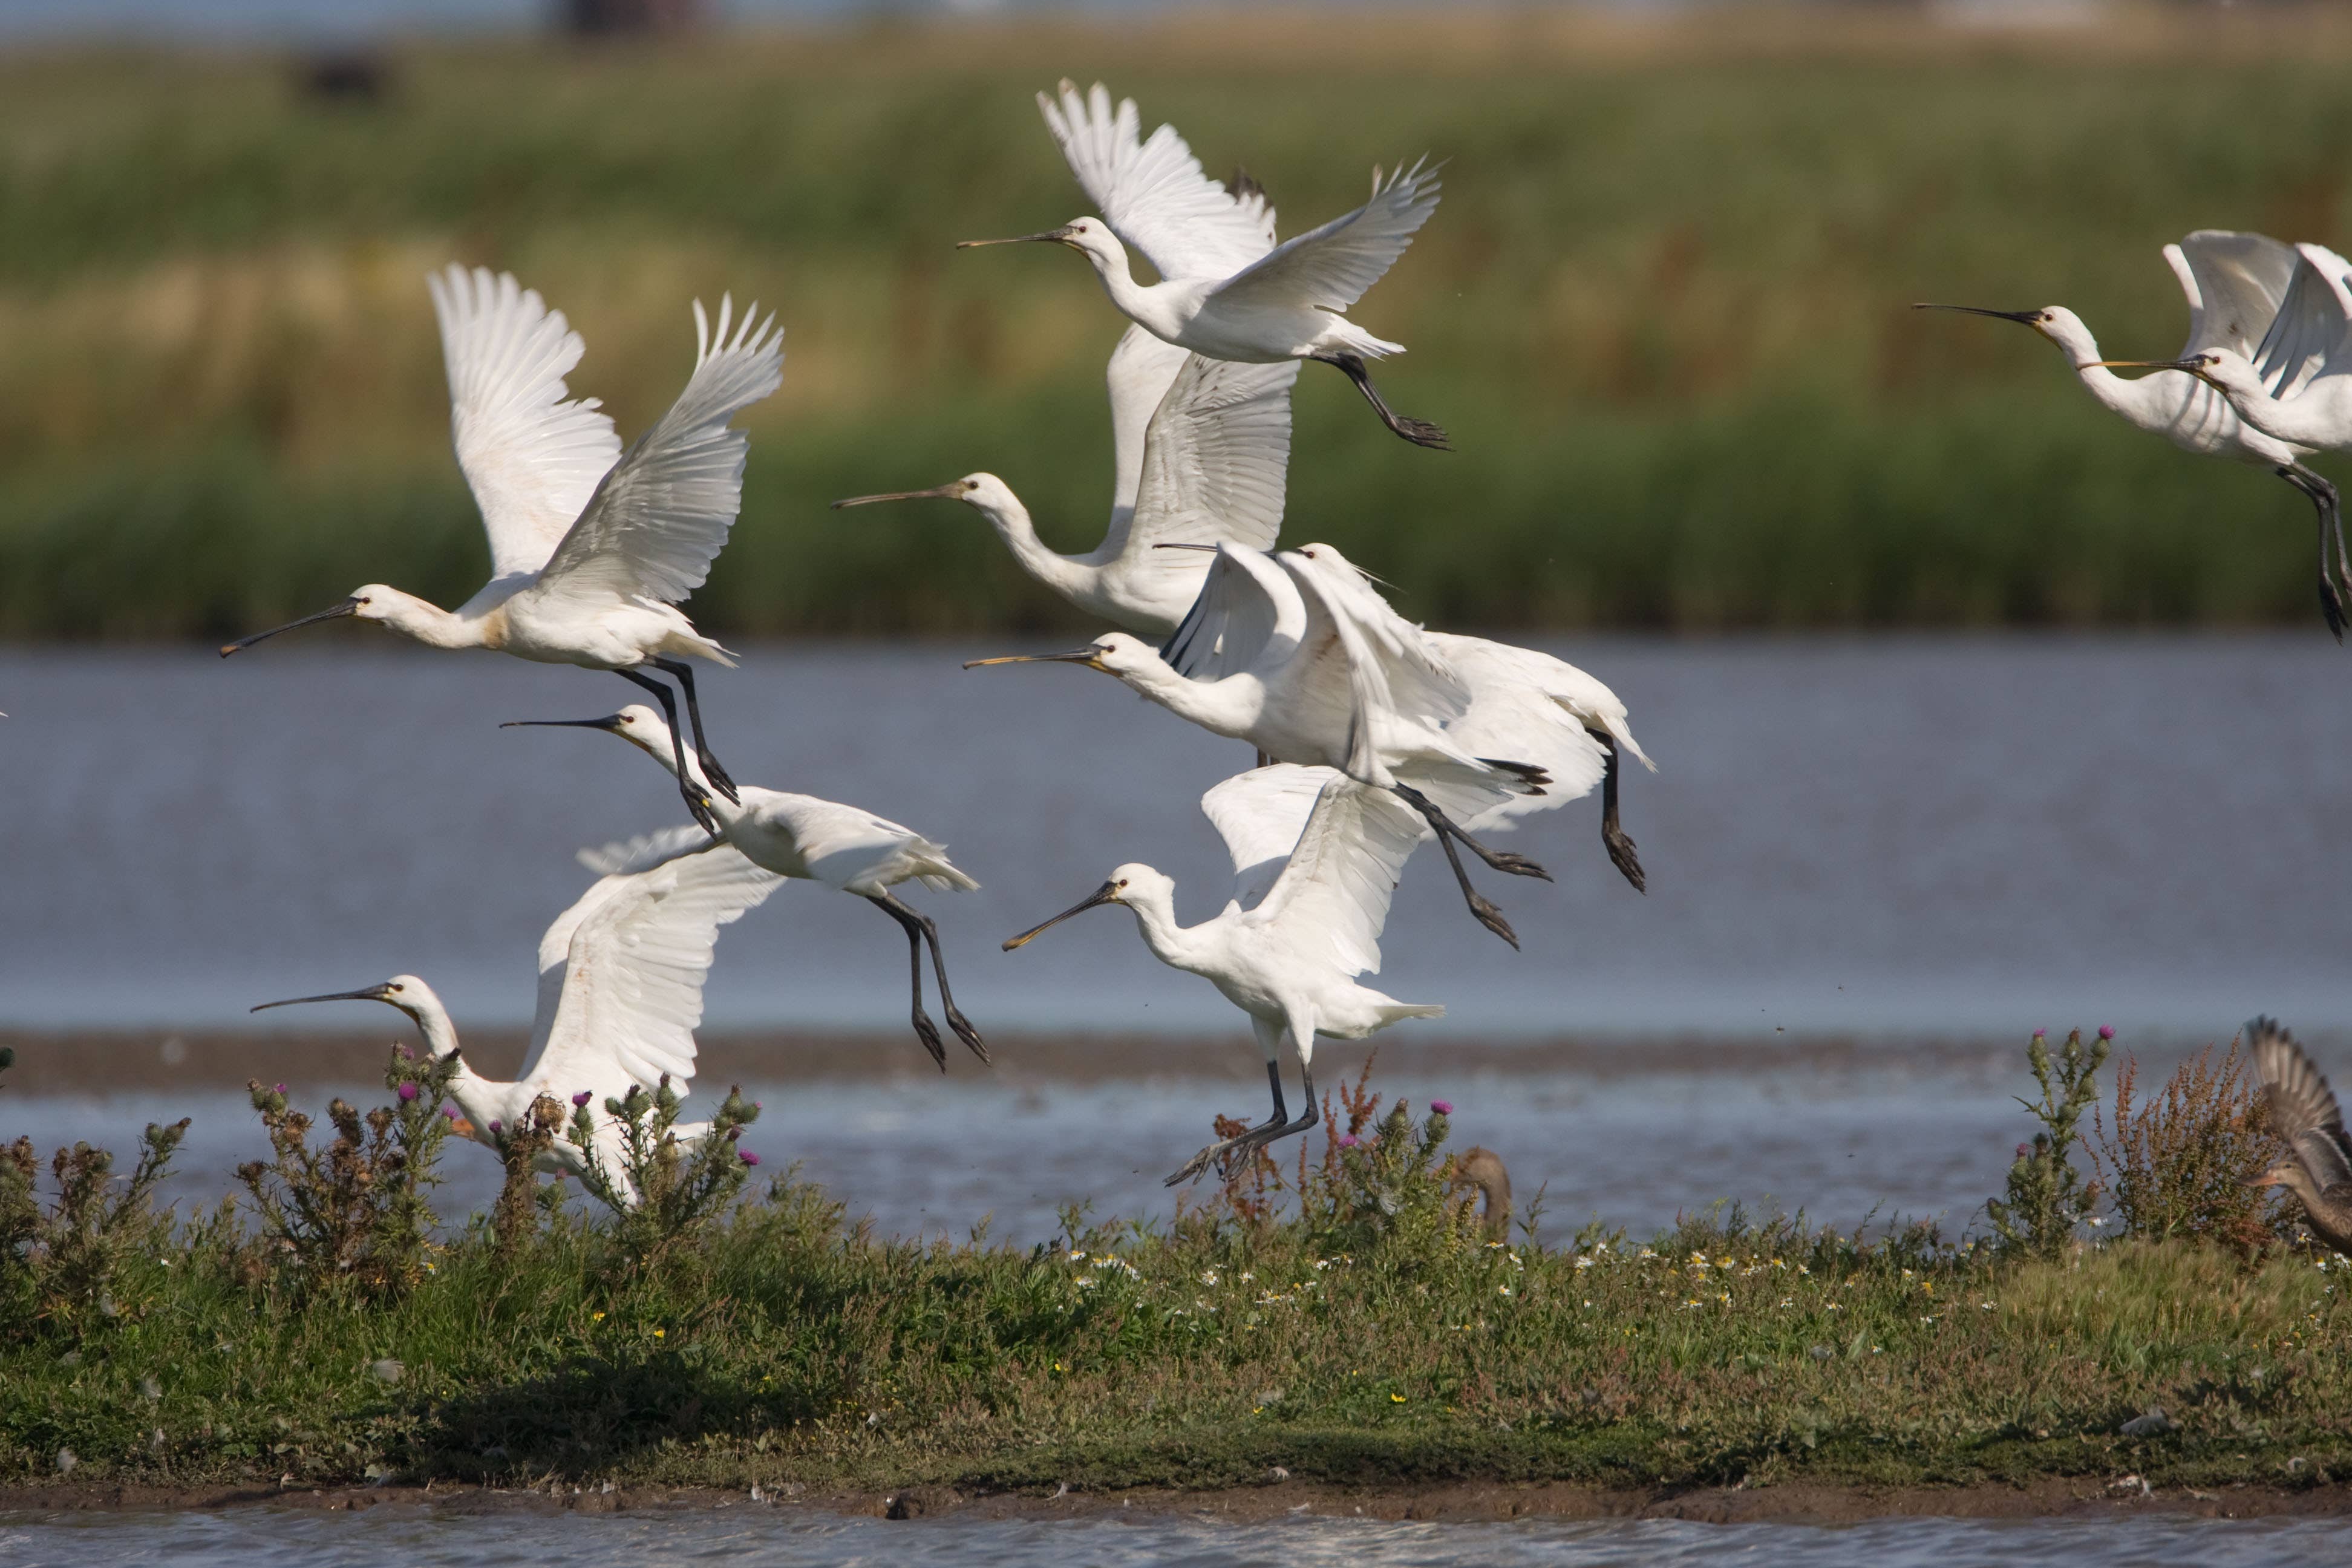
[2,635,2347,1040]
[5,1047,2030,1245]
[4,1504,2350,1567]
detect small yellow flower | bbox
[1390,1393,1405,1403]
[591,1311,605,1322]
[652,1328,665,1339]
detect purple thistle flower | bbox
[1338,1134,1359,1149]
[487,1120,503,1134]
[1430,1100,1454,1116]
[572,1091,592,1108]
[441,1106,458,1121]
[397,1082,419,1102]
[2031,1029,2047,1040]
[739,1150,760,1166]
[273,1083,286,1094]
[2097,1025,2115,1040]
[2016,1143,2033,1158]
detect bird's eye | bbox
[1117,879,1129,889]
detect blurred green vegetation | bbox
[3,13,2351,639]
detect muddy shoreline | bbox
[5,1475,2348,1526]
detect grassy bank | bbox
[3,1041,2348,1498]
[3,13,2351,638]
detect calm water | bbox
[7,1050,2031,1245]
[5,1505,2350,1566]
[0,636,2346,1037]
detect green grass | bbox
[3,16,2352,638]
[5,1060,2350,1497]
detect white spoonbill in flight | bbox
[1916,230,2347,638]
[832,327,1298,636]
[962,80,1448,450]
[508,704,988,1070]
[1004,763,1442,1184]
[970,541,1556,947]
[252,840,783,1193]
[221,264,785,826]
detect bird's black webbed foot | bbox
[2324,576,2348,645]
[1478,848,1552,882]
[1318,351,1451,451]
[1387,413,1452,451]
[944,1005,989,1065]
[697,750,741,806]
[1467,890,1521,950]
[910,1009,947,1072]
[1605,820,1646,893]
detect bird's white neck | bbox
[2215,376,2337,447]
[969,486,1099,604]
[1114,658,1262,743]
[377,589,489,651]
[1080,241,1186,339]
[398,993,507,1137]
[1122,884,1216,973]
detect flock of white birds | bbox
[221,80,1656,1191]
[216,87,2352,1198]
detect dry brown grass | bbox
[2094,1042,2290,1256]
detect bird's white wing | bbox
[1201,762,1344,910]
[2253,244,2352,400]
[534,296,783,607]
[1102,352,1298,572]
[1037,79,1276,282]
[523,846,785,1105]
[1105,325,1194,532]
[1158,542,1298,682]
[1244,773,1426,978]
[429,265,622,583]
[1209,160,1442,318]
[524,826,722,1079]
[1281,546,1469,777]
[2170,230,2297,364]
[577,823,714,878]
[2252,1016,2352,1194]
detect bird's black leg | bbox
[649,657,738,803]
[1386,785,1521,949]
[2279,466,2347,643]
[872,890,987,1064]
[1590,730,1647,893]
[1311,352,1451,451]
[867,895,947,1071]
[618,667,721,837]
[1166,1061,1321,1186]
[1392,782,1551,881]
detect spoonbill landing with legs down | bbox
[970,540,1630,945]
[252,840,785,1197]
[1004,763,1443,1184]
[509,704,989,1070]
[961,80,1448,450]
[1915,230,2347,638]
[220,265,785,828]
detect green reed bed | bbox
[2,1037,2348,1498]
[2,22,2350,638]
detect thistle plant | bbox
[235,1044,459,1293]
[1987,1026,2109,1259]
[1,1044,187,1335]
[566,1074,762,1259]
[486,1094,566,1253]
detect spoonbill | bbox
[2143,244,2352,500]
[1915,230,2347,638]
[2245,1016,2352,1256]
[962,80,1448,450]
[508,704,988,1070]
[970,541,1554,947]
[221,265,785,827]
[252,840,783,1192]
[831,327,1298,635]
[1003,763,1442,1184]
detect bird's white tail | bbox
[1379,1002,1446,1025]
[903,837,981,894]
